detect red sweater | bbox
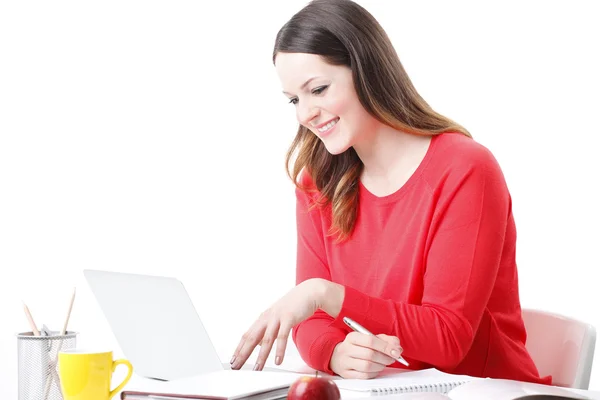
[291,132,551,385]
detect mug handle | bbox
[109,359,134,400]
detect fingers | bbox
[347,331,403,360]
[330,334,397,380]
[376,333,403,352]
[230,321,266,370]
[231,313,295,371]
[254,321,279,371]
[347,356,388,374]
[230,335,248,368]
[255,318,293,369]
[348,343,396,366]
[231,329,250,366]
[376,334,404,362]
[274,319,293,366]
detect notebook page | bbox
[335,368,476,394]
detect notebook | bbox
[334,368,476,395]
[120,370,305,400]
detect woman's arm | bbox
[291,182,348,374]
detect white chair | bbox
[522,308,596,389]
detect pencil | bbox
[22,302,41,336]
[61,287,76,335]
[43,287,77,400]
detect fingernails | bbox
[230,356,236,365]
[275,356,281,365]
[391,349,400,358]
[253,363,260,371]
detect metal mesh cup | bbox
[17,331,78,400]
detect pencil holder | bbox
[17,331,78,400]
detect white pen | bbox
[343,316,410,367]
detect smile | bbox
[317,118,339,133]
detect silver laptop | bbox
[83,269,228,381]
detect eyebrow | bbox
[282,76,323,96]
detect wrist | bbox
[312,278,344,318]
[329,341,344,376]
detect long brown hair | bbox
[273,0,470,241]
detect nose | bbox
[297,102,320,128]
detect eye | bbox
[312,85,329,95]
[288,97,298,105]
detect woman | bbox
[230,0,550,384]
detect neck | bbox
[353,124,431,183]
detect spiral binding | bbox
[371,379,469,395]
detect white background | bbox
[1,0,599,397]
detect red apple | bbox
[287,372,341,400]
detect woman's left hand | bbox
[230,278,327,371]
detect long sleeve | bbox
[291,182,347,374]
[330,149,510,370]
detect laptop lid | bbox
[83,269,225,381]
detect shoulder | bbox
[434,132,499,168]
[423,132,508,190]
[429,133,504,175]
[298,168,316,189]
[296,169,323,205]
[295,169,331,224]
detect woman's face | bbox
[275,52,378,155]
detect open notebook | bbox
[335,368,476,395]
[339,372,600,400]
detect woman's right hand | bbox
[330,332,403,379]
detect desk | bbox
[115,354,600,400]
[120,369,600,400]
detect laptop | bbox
[83,270,304,399]
[83,269,226,381]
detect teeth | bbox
[318,119,338,133]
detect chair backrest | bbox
[522,308,596,389]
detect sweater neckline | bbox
[358,133,439,205]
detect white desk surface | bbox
[119,359,600,400]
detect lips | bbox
[315,117,339,130]
[315,117,339,137]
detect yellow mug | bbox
[58,349,133,400]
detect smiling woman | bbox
[272,2,470,240]
[229,0,551,386]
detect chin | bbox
[322,140,352,156]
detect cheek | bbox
[332,95,369,134]
[327,85,364,121]
[323,95,348,117]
